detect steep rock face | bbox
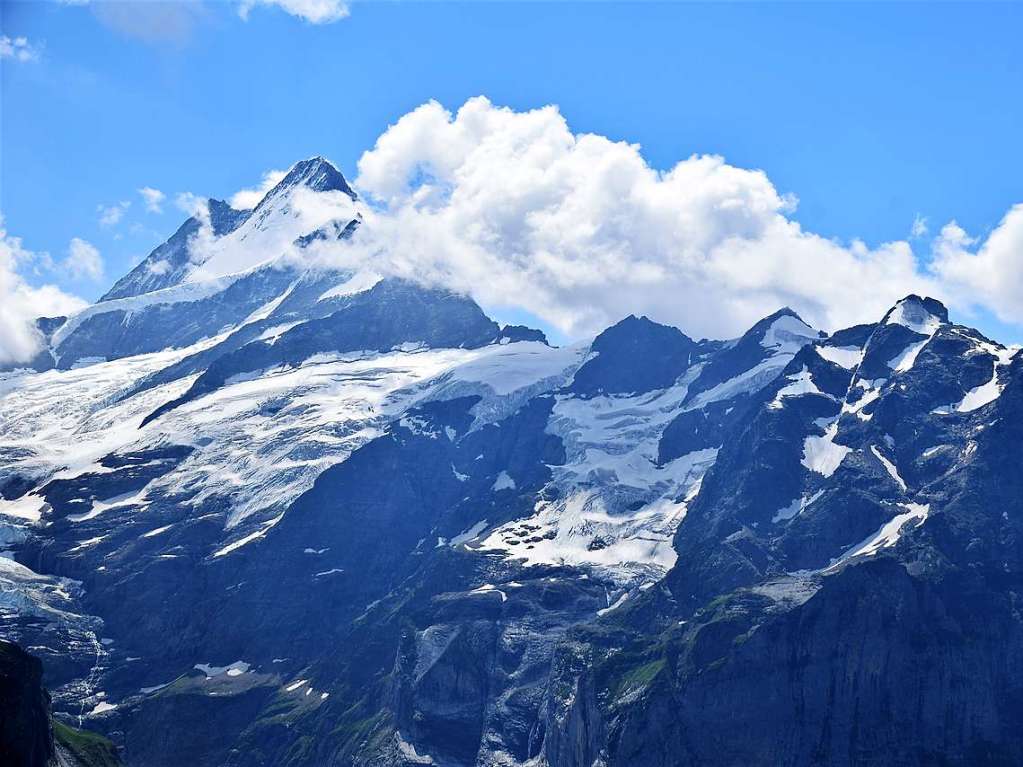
[544,560,1023,767]
[536,296,1023,767]
[101,199,250,302]
[49,157,362,370]
[140,278,503,424]
[568,315,699,398]
[0,640,53,767]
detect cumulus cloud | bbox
[0,35,39,62]
[238,0,349,24]
[65,238,104,281]
[931,205,1023,325]
[332,96,958,339]
[98,200,130,227]
[138,187,166,214]
[0,218,87,364]
[138,97,1022,343]
[229,169,287,210]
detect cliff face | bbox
[0,640,120,767]
[0,640,55,767]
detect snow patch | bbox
[195,660,250,678]
[772,489,824,523]
[885,300,943,335]
[831,502,929,565]
[213,513,283,557]
[887,337,930,373]
[449,520,488,546]
[870,445,907,491]
[0,494,48,522]
[317,271,382,302]
[802,421,850,477]
[492,471,516,492]
[768,366,833,409]
[760,314,819,354]
[815,344,863,370]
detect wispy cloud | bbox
[238,0,350,24]
[97,200,131,227]
[90,1,208,46]
[0,35,40,63]
[65,238,105,281]
[138,187,166,214]
[911,214,928,239]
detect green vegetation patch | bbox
[53,720,121,767]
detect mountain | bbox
[1,158,1022,766]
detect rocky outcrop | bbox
[0,640,119,767]
[0,640,54,767]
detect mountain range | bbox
[1,157,1021,767]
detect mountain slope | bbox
[2,157,1022,766]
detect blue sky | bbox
[3,1,1022,342]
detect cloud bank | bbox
[301,97,1017,340]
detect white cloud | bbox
[931,206,1023,325]
[338,97,957,339]
[910,214,928,239]
[65,238,104,282]
[174,192,206,216]
[229,169,287,210]
[96,98,1020,345]
[0,35,39,63]
[238,0,349,24]
[138,187,166,214]
[0,218,87,365]
[98,200,130,227]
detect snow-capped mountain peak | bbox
[257,156,357,203]
[881,294,948,335]
[758,307,821,353]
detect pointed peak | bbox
[882,295,948,335]
[275,156,357,200]
[596,314,695,346]
[744,307,821,353]
[752,306,808,327]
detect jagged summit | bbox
[95,156,358,312]
[568,313,697,397]
[260,156,357,203]
[99,197,250,302]
[881,294,949,334]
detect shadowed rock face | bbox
[569,315,699,397]
[101,199,250,304]
[0,640,53,767]
[0,641,122,767]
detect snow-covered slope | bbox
[46,158,362,370]
[4,157,1022,767]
